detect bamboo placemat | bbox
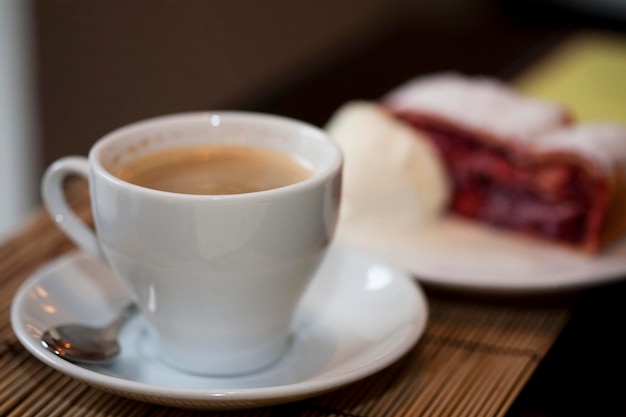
[0,181,573,417]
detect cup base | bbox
[156,333,294,377]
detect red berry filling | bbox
[398,115,608,250]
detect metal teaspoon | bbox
[40,303,137,364]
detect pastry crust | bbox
[603,167,626,251]
[532,124,626,252]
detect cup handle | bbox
[41,156,104,261]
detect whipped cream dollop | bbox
[325,101,450,233]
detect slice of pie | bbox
[383,72,626,253]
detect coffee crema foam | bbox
[113,145,312,195]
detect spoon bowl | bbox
[40,303,137,364]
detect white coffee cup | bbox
[41,112,343,375]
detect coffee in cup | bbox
[113,144,312,195]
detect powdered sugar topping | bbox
[532,123,626,171]
[383,73,569,142]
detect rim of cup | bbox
[89,111,343,201]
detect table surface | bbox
[3,3,626,416]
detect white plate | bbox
[337,217,626,293]
[10,243,427,410]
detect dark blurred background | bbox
[29,0,626,170]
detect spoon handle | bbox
[102,303,138,338]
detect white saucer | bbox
[10,243,427,410]
[338,217,626,293]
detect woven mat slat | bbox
[7,372,82,417]
[0,181,573,416]
[0,362,57,416]
[56,388,105,417]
